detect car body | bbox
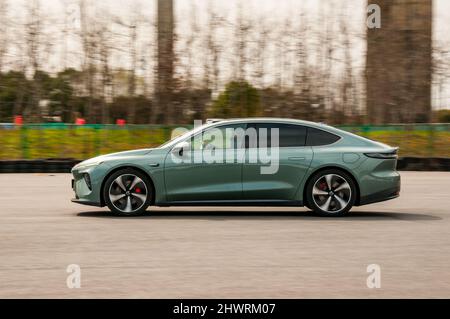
[71,118,401,216]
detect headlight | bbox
[74,161,103,170]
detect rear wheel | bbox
[103,168,153,216]
[306,169,356,217]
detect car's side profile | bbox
[71,118,401,217]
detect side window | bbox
[191,124,245,151]
[306,127,341,146]
[247,123,307,148]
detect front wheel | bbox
[103,168,153,216]
[306,169,356,217]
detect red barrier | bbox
[14,115,23,126]
[116,119,126,126]
[75,118,86,126]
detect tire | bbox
[103,168,153,216]
[306,169,356,217]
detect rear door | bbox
[242,123,313,200]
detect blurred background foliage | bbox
[209,81,262,118]
[0,0,448,126]
[0,0,449,160]
[0,124,449,160]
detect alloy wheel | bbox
[312,174,352,214]
[108,174,148,213]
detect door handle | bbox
[288,157,306,161]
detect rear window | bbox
[306,127,341,146]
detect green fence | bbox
[0,123,449,160]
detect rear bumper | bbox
[356,156,401,206]
[359,186,400,206]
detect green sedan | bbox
[71,118,401,217]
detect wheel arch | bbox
[302,166,361,207]
[100,165,156,207]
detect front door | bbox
[164,123,246,202]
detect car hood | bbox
[76,148,154,168]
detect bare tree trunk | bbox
[254,17,268,88]
[98,25,112,124]
[154,0,174,124]
[234,2,248,81]
[202,1,211,90]
[0,0,8,74]
[295,2,309,91]
[321,0,335,124]
[210,16,222,95]
[0,0,8,120]
[128,23,137,123]
[115,6,143,124]
[79,0,96,123]
[12,60,27,118]
[254,15,269,114]
[340,15,353,124]
[25,0,42,123]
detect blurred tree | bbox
[0,72,31,122]
[110,95,153,124]
[0,68,109,123]
[435,110,450,123]
[259,87,325,122]
[210,81,261,118]
[47,70,76,122]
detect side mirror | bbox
[171,141,190,157]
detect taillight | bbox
[364,150,398,159]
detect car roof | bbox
[211,118,331,129]
[208,118,360,140]
[208,118,390,149]
[161,117,388,150]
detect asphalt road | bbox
[0,172,449,298]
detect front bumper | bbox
[71,198,103,207]
[71,165,104,207]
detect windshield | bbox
[158,123,211,148]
